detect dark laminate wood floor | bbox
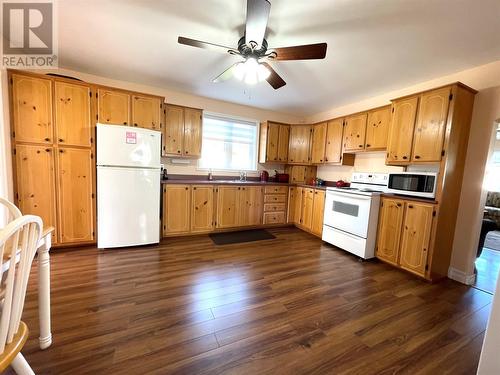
[15,227,492,374]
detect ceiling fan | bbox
[178,0,327,90]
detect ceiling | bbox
[58,0,500,116]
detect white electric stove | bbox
[322,173,388,259]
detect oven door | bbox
[323,191,372,238]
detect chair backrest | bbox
[0,215,42,354]
[0,198,22,227]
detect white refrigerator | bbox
[97,124,161,248]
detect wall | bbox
[305,60,500,280]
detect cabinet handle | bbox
[44,138,50,142]
[58,138,64,142]
[59,149,64,153]
[325,157,328,162]
[134,123,138,127]
[238,187,241,190]
[397,203,402,207]
[358,144,363,148]
[45,148,51,152]
[193,187,197,190]
[177,150,181,153]
[366,144,371,147]
[185,187,188,190]
[414,155,421,159]
[408,205,413,209]
[402,156,408,160]
[185,151,189,154]
[123,122,127,125]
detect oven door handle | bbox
[326,191,372,201]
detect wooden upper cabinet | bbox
[239,186,263,226]
[163,185,191,234]
[365,106,390,151]
[131,95,161,130]
[263,122,280,162]
[311,122,327,164]
[11,74,53,144]
[97,88,130,126]
[164,105,184,155]
[311,190,325,236]
[412,87,451,162]
[191,186,214,233]
[324,119,344,163]
[387,96,418,164]
[343,113,367,152]
[216,186,240,228]
[376,198,405,266]
[277,125,290,162]
[399,202,434,277]
[14,144,57,243]
[56,147,94,244]
[301,188,315,229]
[54,82,92,147]
[288,125,312,164]
[183,108,203,157]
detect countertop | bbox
[160,179,327,190]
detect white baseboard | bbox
[448,267,476,285]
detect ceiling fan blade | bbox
[262,62,286,90]
[178,36,235,54]
[245,0,271,48]
[270,43,327,60]
[212,63,238,83]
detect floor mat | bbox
[485,230,500,252]
[209,229,276,245]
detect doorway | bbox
[474,122,500,294]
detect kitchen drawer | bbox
[263,212,286,224]
[264,203,286,212]
[264,186,288,194]
[264,194,286,203]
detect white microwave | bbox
[387,172,437,199]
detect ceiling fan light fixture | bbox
[233,57,270,85]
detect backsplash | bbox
[316,152,404,182]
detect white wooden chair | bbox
[0,197,22,225]
[0,215,42,375]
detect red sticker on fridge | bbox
[126,131,137,144]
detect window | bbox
[198,113,258,171]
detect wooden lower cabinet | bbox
[376,198,405,266]
[14,144,58,243]
[216,186,240,229]
[293,187,304,224]
[163,185,191,235]
[376,197,435,277]
[311,190,325,236]
[399,202,434,276]
[56,147,94,244]
[239,186,263,226]
[191,186,214,233]
[301,188,315,230]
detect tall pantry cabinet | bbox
[10,72,95,245]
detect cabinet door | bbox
[387,97,418,163]
[343,113,367,151]
[365,106,390,151]
[183,108,203,157]
[163,185,191,234]
[301,188,315,230]
[288,125,311,164]
[287,187,296,223]
[131,95,161,130]
[376,198,405,266]
[14,145,57,243]
[216,186,240,228]
[311,190,325,236]
[191,186,214,233]
[324,119,343,163]
[278,125,290,162]
[411,87,450,162]
[239,186,263,226]
[265,123,280,162]
[97,88,130,126]
[11,74,53,144]
[293,187,304,224]
[56,148,94,244]
[311,122,327,164]
[55,82,92,147]
[399,202,434,276]
[165,105,184,156]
